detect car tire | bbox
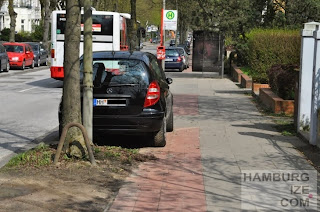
[153,117,166,147]
[166,107,173,132]
[179,66,184,72]
[21,60,25,70]
[59,124,62,138]
[3,61,9,72]
[36,58,40,67]
[30,60,34,69]
[44,58,48,66]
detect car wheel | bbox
[59,124,62,138]
[21,60,25,70]
[179,66,184,72]
[30,60,34,69]
[3,61,9,72]
[44,58,48,66]
[36,58,40,67]
[152,117,166,147]
[166,107,173,132]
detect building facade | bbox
[0,0,41,33]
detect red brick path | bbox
[108,127,206,212]
[173,94,199,116]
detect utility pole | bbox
[162,0,165,70]
[83,0,93,142]
[175,0,178,47]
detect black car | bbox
[169,39,176,46]
[59,51,173,147]
[25,42,48,67]
[0,43,9,72]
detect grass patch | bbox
[273,119,297,136]
[6,142,53,168]
[4,143,156,169]
[96,146,153,165]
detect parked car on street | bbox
[178,43,191,55]
[164,48,184,72]
[59,51,173,147]
[169,39,175,46]
[3,42,34,70]
[0,43,9,72]
[170,46,189,69]
[25,42,48,67]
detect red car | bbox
[3,42,34,70]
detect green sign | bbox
[166,11,175,20]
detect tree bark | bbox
[42,0,51,51]
[63,0,86,158]
[128,0,137,51]
[8,0,16,42]
[82,0,93,143]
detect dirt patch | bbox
[0,144,156,211]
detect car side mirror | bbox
[166,78,173,84]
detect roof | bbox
[82,51,152,65]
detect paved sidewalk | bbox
[107,76,319,211]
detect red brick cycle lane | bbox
[108,94,206,212]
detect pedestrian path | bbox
[107,77,319,211]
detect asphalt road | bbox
[0,67,62,167]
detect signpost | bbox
[163,10,178,31]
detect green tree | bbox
[62,0,86,158]
[8,0,17,42]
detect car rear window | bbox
[175,48,184,55]
[80,59,149,86]
[166,49,179,56]
[29,44,38,52]
[4,45,24,53]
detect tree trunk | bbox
[42,0,51,51]
[8,0,16,42]
[63,0,86,158]
[82,0,93,143]
[128,0,137,51]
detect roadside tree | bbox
[62,0,86,158]
[8,0,17,42]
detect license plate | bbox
[165,58,173,62]
[93,99,108,106]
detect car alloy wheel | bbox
[37,58,40,67]
[31,60,34,69]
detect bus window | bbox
[56,14,113,37]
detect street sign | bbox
[163,10,178,31]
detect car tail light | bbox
[144,81,160,108]
[177,56,182,62]
[51,49,55,58]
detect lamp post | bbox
[162,0,165,70]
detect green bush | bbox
[246,29,300,83]
[0,28,10,41]
[267,64,298,100]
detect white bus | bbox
[50,10,130,80]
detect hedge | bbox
[246,29,300,83]
[267,64,298,100]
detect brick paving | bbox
[108,128,206,212]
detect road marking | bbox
[19,87,36,92]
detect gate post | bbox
[310,24,320,146]
[298,22,320,143]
